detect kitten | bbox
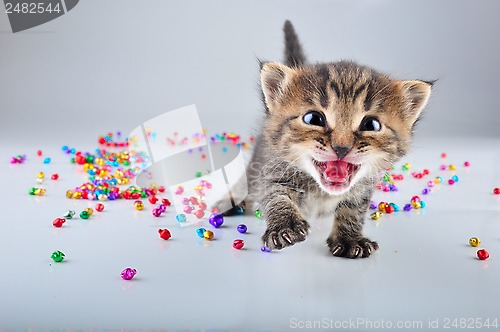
[231,21,432,258]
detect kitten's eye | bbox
[303,111,325,127]
[359,116,381,131]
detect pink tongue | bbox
[325,160,349,182]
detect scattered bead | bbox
[158,204,166,213]
[434,176,442,184]
[477,249,489,261]
[195,171,203,177]
[378,202,387,211]
[152,208,162,217]
[95,203,105,212]
[43,157,51,164]
[494,188,500,195]
[439,165,447,170]
[203,230,214,240]
[84,208,94,216]
[52,218,66,228]
[254,209,263,219]
[369,202,377,210]
[161,198,171,206]
[449,164,456,171]
[420,201,426,208]
[261,246,271,252]
[209,213,224,228]
[370,212,382,220]
[469,237,481,247]
[63,210,75,219]
[441,153,447,158]
[194,210,205,219]
[148,196,158,204]
[158,229,171,240]
[384,205,394,214]
[80,211,90,219]
[121,268,137,280]
[183,206,194,214]
[37,172,45,179]
[196,228,206,238]
[427,181,435,187]
[237,224,247,233]
[388,203,400,212]
[451,175,459,182]
[411,196,420,203]
[232,239,244,250]
[37,150,42,156]
[10,154,26,164]
[448,179,455,185]
[134,200,144,210]
[176,214,187,222]
[175,186,184,195]
[29,187,46,196]
[403,204,413,211]
[422,188,430,195]
[51,251,65,262]
[464,161,470,167]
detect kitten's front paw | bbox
[262,218,310,250]
[327,237,379,259]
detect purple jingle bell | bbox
[121,267,137,280]
[209,213,224,228]
[237,224,247,234]
[152,208,162,217]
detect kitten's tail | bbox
[283,20,306,67]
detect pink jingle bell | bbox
[121,268,137,280]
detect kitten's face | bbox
[261,61,431,195]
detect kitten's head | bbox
[260,61,432,195]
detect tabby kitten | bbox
[241,21,431,258]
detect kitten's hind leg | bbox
[327,192,379,259]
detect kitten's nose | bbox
[332,146,351,159]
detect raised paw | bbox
[327,237,379,259]
[262,218,310,250]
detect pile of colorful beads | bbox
[209,132,255,150]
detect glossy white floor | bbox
[1,136,499,331]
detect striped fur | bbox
[245,21,432,258]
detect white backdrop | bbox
[1,0,499,148]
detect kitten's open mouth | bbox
[312,159,360,190]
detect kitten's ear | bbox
[260,62,294,108]
[399,80,432,123]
